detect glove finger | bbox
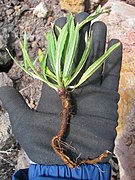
[86,21,107,86]
[74,12,90,59]
[54,17,67,37]
[0,86,29,123]
[73,12,90,81]
[101,39,122,91]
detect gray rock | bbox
[0,8,2,16]
[0,31,15,72]
[16,148,30,170]
[28,0,38,5]
[7,16,14,23]
[33,2,48,18]
[4,0,9,3]
[0,52,13,73]
[2,27,8,34]
[29,35,35,42]
[0,72,13,87]
[0,73,13,149]
[15,4,30,17]
[20,4,30,13]
[0,16,3,21]
[0,22,4,27]
[6,8,14,16]
[0,112,11,149]
[11,0,19,6]
[0,35,4,49]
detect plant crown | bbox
[7,5,120,93]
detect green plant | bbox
[7,6,120,168]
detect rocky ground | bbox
[96,1,135,179]
[0,0,135,179]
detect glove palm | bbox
[0,12,122,166]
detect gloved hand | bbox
[0,12,122,166]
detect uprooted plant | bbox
[7,6,120,168]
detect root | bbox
[51,91,109,168]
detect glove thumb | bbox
[0,86,29,122]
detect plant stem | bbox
[58,92,71,137]
[51,91,74,166]
[51,93,110,168]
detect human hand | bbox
[0,12,122,166]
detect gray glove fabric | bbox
[0,12,122,165]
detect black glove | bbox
[0,12,122,165]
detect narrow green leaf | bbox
[40,51,57,83]
[46,67,57,82]
[96,5,101,13]
[19,40,58,89]
[41,51,48,80]
[23,31,28,50]
[63,23,79,84]
[6,48,58,91]
[70,42,120,89]
[65,31,93,86]
[33,49,46,66]
[59,14,73,68]
[66,12,74,29]
[55,23,68,87]
[79,6,110,30]
[23,32,28,70]
[46,31,56,73]
[19,40,40,77]
[30,72,59,90]
[33,56,39,65]
[55,25,62,34]
[6,48,32,77]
